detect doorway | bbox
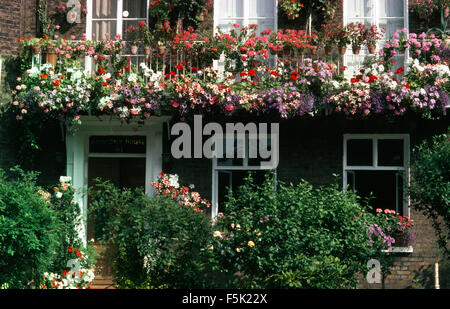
[87,157,146,281]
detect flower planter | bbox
[352,45,361,55]
[310,46,318,56]
[32,45,41,55]
[325,45,333,56]
[367,45,376,54]
[158,45,166,55]
[46,52,58,67]
[144,46,152,56]
[130,45,139,55]
[338,46,347,55]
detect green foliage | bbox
[0,167,60,288]
[88,179,212,288]
[410,129,450,256]
[207,173,375,288]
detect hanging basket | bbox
[325,45,333,56]
[310,46,318,56]
[352,45,361,55]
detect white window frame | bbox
[211,133,275,220]
[85,0,150,72]
[343,0,409,75]
[343,134,410,217]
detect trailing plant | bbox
[410,129,450,256]
[88,178,212,289]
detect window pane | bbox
[378,0,403,18]
[93,0,117,18]
[345,0,374,18]
[347,139,373,166]
[353,170,403,215]
[379,19,405,40]
[216,0,244,19]
[92,20,117,40]
[123,0,147,18]
[378,139,404,166]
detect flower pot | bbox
[158,45,166,55]
[338,46,347,55]
[32,45,41,55]
[352,45,361,55]
[46,52,58,67]
[325,45,333,56]
[130,45,139,55]
[367,45,376,54]
[310,46,318,56]
[144,46,152,56]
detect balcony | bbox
[11,25,450,128]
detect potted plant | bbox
[321,23,337,56]
[124,24,140,55]
[138,21,154,56]
[347,22,367,55]
[335,23,351,55]
[22,37,45,55]
[366,24,385,54]
[308,30,319,56]
[279,0,305,20]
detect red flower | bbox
[75,249,82,258]
[350,78,359,83]
[192,66,198,71]
[248,69,256,76]
[405,83,410,89]
[40,74,48,79]
[395,67,404,74]
[68,246,73,253]
[176,64,184,70]
[290,75,298,81]
[368,75,378,83]
[270,70,278,77]
[240,72,248,77]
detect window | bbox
[213,0,277,35]
[211,131,277,218]
[343,0,408,74]
[86,0,149,70]
[343,134,410,216]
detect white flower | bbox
[56,192,63,199]
[168,174,179,188]
[128,73,138,83]
[59,176,72,183]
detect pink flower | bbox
[376,208,382,213]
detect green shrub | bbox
[88,179,212,289]
[0,168,60,288]
[207,173,375,288]
[410,129,450,256]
